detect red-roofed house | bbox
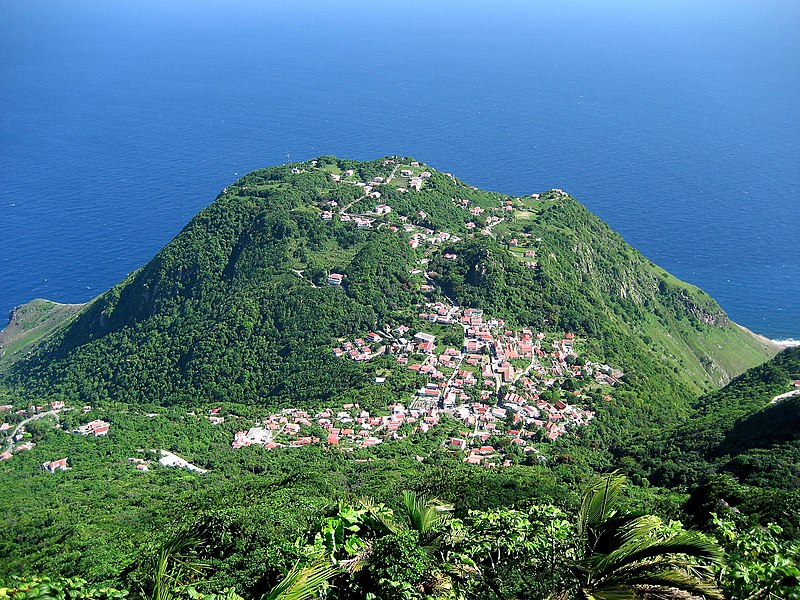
[42,458,68,472]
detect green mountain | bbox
[2,156,777,446]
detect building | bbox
[327,273,344,286]
[74,419,110,436]
[42,458,68,473]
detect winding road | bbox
[2,408,72,453]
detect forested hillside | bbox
[2,158,775,437]
[625,346,800,486]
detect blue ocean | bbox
[1,0,798,339]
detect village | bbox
[0,399,215,475]
[325,297,620,466]
[224,159,620,467]
[316,157,523,256]
[313,156,565,257]
[225,298,618,468]
[0,400,110,470]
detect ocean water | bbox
[1,0,798,339]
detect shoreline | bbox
[772,339,800,348]
[735,323,796,350]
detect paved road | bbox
[771,389,800,405]
[2,408,71,453]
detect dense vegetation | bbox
[0,157,795,598]
[2,473,798,599]
[630,346,800,489]
[623,346,800,539]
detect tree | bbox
[554,472,724,600]
[142,525,337,600]
[310,492,466,599]
[146,527,209,600]
[453,504,574,600]
[710,514,800,600]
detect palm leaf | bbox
[261,559,339,600]
[358,497,400,536]
[595,558,723,599]
[595,531,722,577]
[402,491,453,536]
[631,567,724,599]
[149,526,209,600]
[567,474,725,600]
[578,472,626,539]
[582,585,640,600]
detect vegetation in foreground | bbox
[2,474,798,599]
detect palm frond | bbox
[583,585,640,600]
[358,497,400,536]
[595,531,722,577]
[149,526,209,600]
[578,472,626,538]
[599,558,714,585]
[261,559,339,600]
[627,568,724,600]
[402,491,453,536]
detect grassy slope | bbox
[0,299,85,373]
[494,193,777,396]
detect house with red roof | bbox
[42,458,68,473]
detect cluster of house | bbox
[317,162,446,241]
[207,407,225,425]
[73,419,110,436]
[332,331,387,361]
[435,389,596,466]
[230,403,441,451]
[128,457,151,472]
[327,295,621,462]
[0,401,84,462]
[0,434,35,460]
[407,226,455,249]
[449,194,516,230]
